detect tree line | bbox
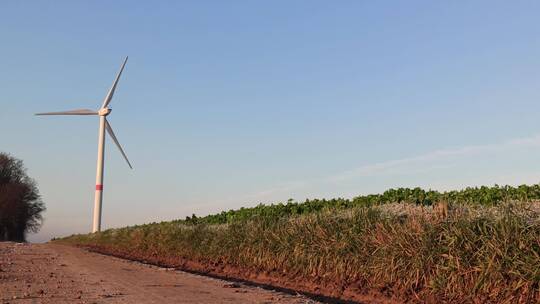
[0,152,45,241]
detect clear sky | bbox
[2,1,540,242]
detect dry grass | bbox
[57,201,540,303]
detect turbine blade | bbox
[101,56,128,109]
[105,118,133,169]
[35,109,98,116]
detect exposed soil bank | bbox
[78,244,400,304]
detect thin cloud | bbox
[327,134,540,182]
[215,134,540,205]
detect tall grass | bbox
[57,202,540,303]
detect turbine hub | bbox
[98,108,112,116]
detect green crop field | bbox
[56,184,540,303]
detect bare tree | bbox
[0,152,45,241]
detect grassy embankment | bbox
[56,185,540,303]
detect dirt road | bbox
[0,242,320,304]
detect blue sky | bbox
[2,1,540,242]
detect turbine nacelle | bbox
[98,108,112,116]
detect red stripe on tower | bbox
[96,185,103,191]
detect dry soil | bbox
[0,242,321,304]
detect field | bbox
[56,185,540,303]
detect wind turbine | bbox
[36,57,132,233]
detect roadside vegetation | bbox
[178,184,540,225]
[0,152,45,242]
[57,185,540,303]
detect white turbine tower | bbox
[36,57,132,233]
